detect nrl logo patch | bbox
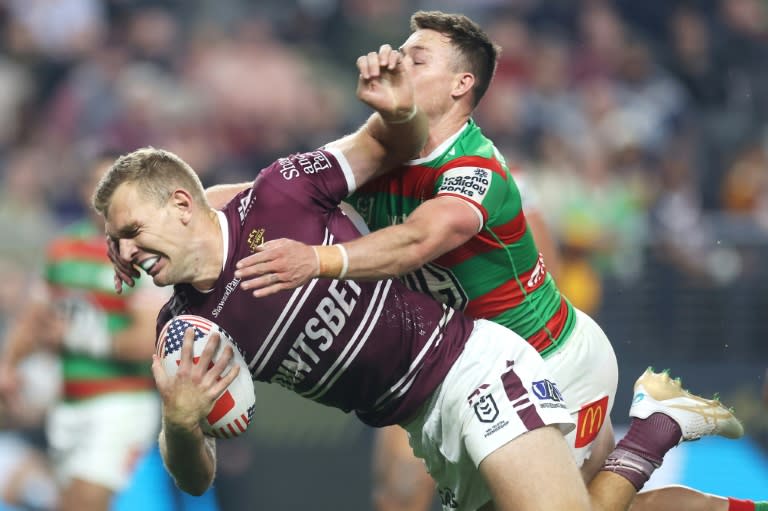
[473,394,499,423]
[247,228,265,252]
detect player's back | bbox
[158,150,475,427]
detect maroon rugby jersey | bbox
[156,148,474,426]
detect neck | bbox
[190,208,225,291]
[420,107,471,157]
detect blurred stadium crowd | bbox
[0,0,767,508]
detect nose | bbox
[118,238,138,263]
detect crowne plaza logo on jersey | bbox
[575,396,609,448]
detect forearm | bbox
[366,108,428,168]
[317,223,431,280]
[159,417,216,496]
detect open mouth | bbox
[139,256,160,274]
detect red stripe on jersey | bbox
[435,211,529,267]
[48,239,107,263]
[63,377,155,399]
[47,286,130,314]
[358,156,506,200]
[463,254,548,317]
[439,156,508,180]
[358,165,441,199]
[526,297,571,353]
[90,293,128,313]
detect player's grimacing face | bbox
[400,29,461,114]
[104,182,187,287]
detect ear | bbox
[451,72,475,101]
[169,189,195,225]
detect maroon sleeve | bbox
[252,149,353,213]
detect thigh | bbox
[49,393,160,491]
[372,425,436,511]
[478,426,591,511]
[546,308,618,468]
[579,416,616,483]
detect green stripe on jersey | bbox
[350,119,575,353]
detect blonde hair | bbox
[92,147,208,217]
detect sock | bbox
[728,498,768,511]
[729,498,754,511]
[600,413,682,490]
[601,448,657,491]
[615,413,682,465]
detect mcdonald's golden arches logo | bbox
[575,396,609,448]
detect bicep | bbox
[404,196,482,257]
[205,182,253,209]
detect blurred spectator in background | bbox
[0,1,766,509]
[0,151,165,511]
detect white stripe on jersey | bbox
[301,279,391,401]
[250,277,322,376]
[370,307,455,411]
[249,229,333,374]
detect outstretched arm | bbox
[154,329,239,495]
[235,196,480,296]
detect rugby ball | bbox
[157,314,255,439]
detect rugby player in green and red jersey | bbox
[0,153,170,511]
[109,11,765,511]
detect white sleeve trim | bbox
[324,146,357,195]
[440,195,484,233]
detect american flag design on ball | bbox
[158,315,256,439]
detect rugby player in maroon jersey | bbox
[96,44,744,511]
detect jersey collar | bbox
[407,119,472,165]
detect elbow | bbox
[178,483,210,497]
[175,473,214,497]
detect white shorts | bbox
[46,391,160,491]
[544,308,618,467]
[402,319,574,511]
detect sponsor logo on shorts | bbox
[474,394,499,423]
[531,379,565,405]
[575,396,609,448]
[469,384,509,435]
[531,379,563,401]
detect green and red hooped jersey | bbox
[348,120,575,356]
[45,221,154,401]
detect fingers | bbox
[106,237,140,294]
[210,363,240,399]
[196,332,222,374]
[358,44,399,79]
[179,327,196,368]
[151,354,168,389]
[203,345,237,392]
[239,272,279,292]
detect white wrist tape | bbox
[337,244,349,279]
